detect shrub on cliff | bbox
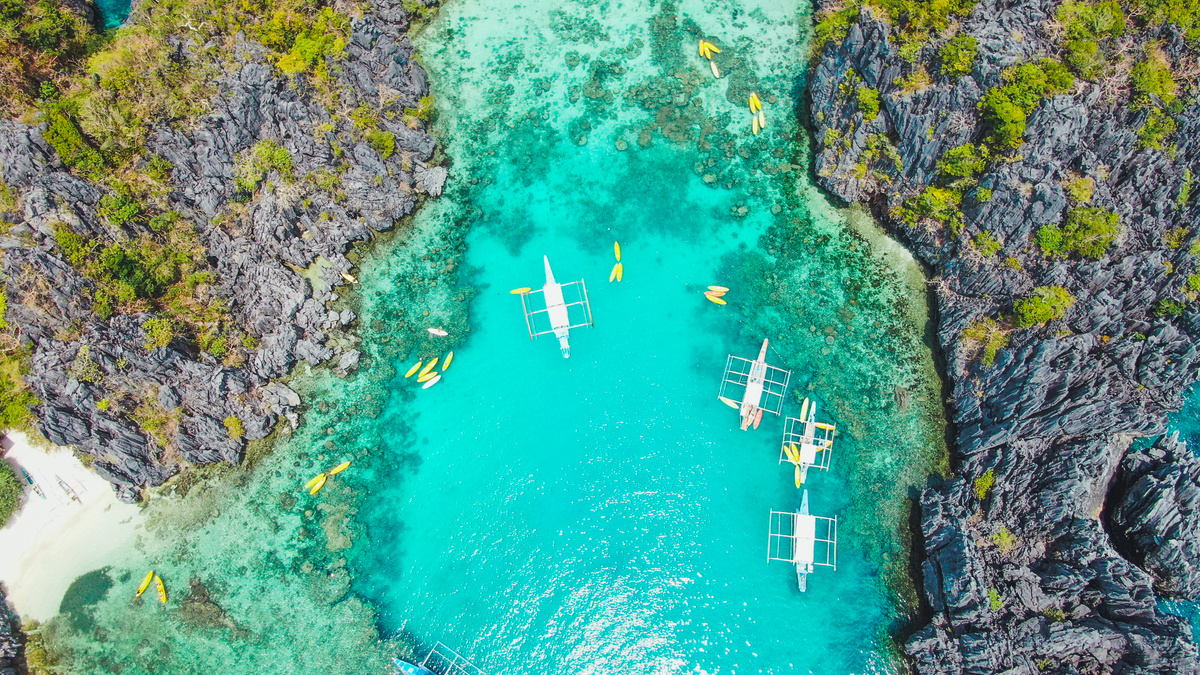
[972,230,1003,258]
[937,143,988,181]
[235,140,294,192]
[0,461,21,527]
[260,7,349,77]
[812,5,860,55]
[223,416,244,440]
[78,26,210,158]
[856,87,881,121]
[962,317,1008,365]
[1015,286,1076,327]
[1036,207,1121,259]
[1137,107,1177,150]
[1131,48,1178,106]
[1154,298,1186,317]
[1131,0,1200,44]
[1057,0,1125,79]
[892,185,963,233]
[868,0,974,44]
[0,0,95,117]
[142,318,174,349]
[979,60,1074,151]
[938,33,978,78]
[41,103,105,177]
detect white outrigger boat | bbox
[514,256,594,358]
[768,490,837,592]
[393,641,486,675]
[717,338,791,430]
[780,397,836,487]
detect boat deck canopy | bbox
[767,510,837,569]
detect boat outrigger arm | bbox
[516,256,594,359]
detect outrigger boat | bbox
[20,468,45,500]
[393,641,486,675]
[768,490,837,592]
[515,256,594,359]
[55,475,80,502]
[718,339,791,430]
[780,397,836,486]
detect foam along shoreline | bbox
[0,432,144,620]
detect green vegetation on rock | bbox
[0,460,20,529]
[938,143,988,181]
[142,318,174,349]
[235,140,295,193]
[973,230,1003,258]
[1014,286,1076,327]
[893,185,963,234]
[975,467,995,499]
[812,5,860,55]
[992,526,1019,553]
[979,60,1074,151]
[962,317,1008,366]
[224,415,244,440]
[938,33,978,78]
[1131,48,1178,106]
[867,0,975,45]
[856,87,881,121]
[1064,175,1096,203]
[1057,0,1125,79]
[1035,207,1120,259]
[1154,298,1186,317]
[0,0,96,118]
[1137,107,1177,150]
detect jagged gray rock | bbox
[810,0,1200,670]
[1109,433,1200,599]
[0,0,442,502]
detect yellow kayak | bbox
[417,371,438,383]
[342,272,358,284]
[698,40,708,57]
[614,241,621,261]
[616,262,623,282]
[422,374,442,389]
[789,442,801,461]
[705,294,727,305]
[718,396,739,410]
[708,285,729,292]
[136,570,155,598]
[710,60,720,79]
[442,351,454,371]
[305,473,327,489]
[419,357,439,377]
[309,474,327,495]
[757,111,766,128]
[752,116,760,135]
[154,575,167,604]
[404,361,423,378]
[510,287,531,294]
[329,461,351,476]
[609,262,620,282]
[795,464,803,488]
[703,40,721,54]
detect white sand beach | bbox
[0,432,144,620]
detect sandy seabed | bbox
[0,432,144,620]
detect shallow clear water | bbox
[36,0,947,672]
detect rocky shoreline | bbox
[0,0,444,502]
[809,0,1200,670]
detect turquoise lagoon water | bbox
[37,0,948,672]
[94,0,131,29]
